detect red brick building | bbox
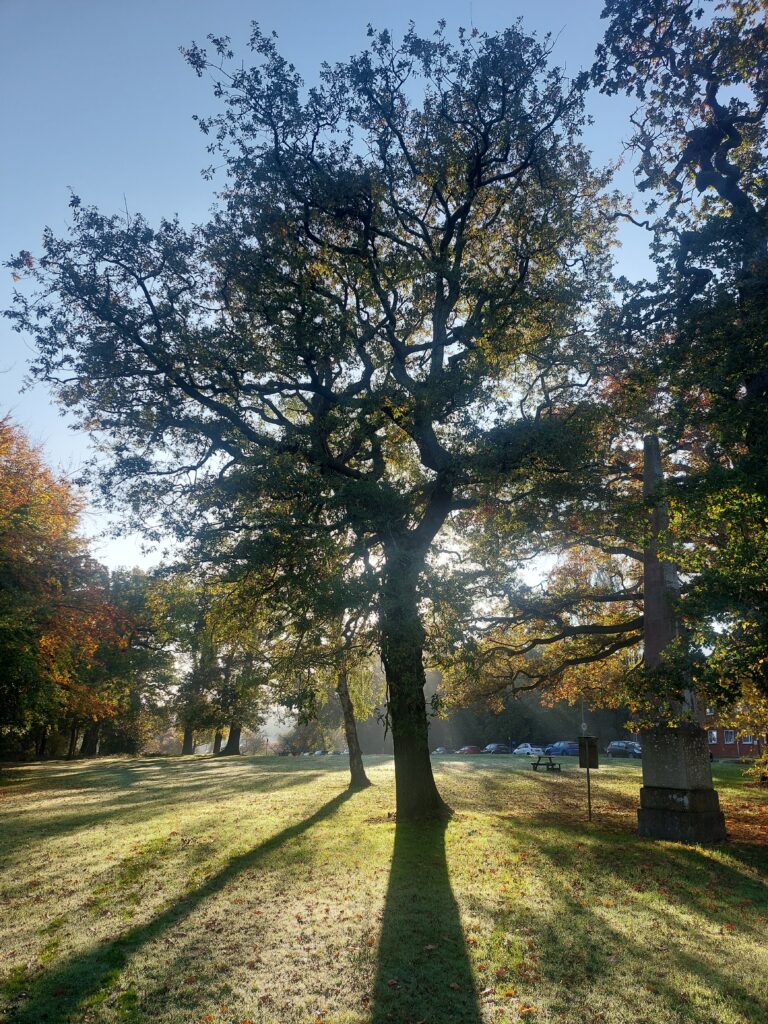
[704,711,767,759]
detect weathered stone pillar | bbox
[637,435,726,844]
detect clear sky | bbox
[0,0,651,569]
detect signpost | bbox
[578,735,599,822]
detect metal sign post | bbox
[578,735,599,822]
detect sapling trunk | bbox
[336,668,371,790]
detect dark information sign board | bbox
[579,735,598,769]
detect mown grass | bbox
[0,754,766,1024]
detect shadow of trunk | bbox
[372,818,480,1023]
[8,789,355,1024]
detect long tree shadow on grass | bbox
[6,788,355,1024]
[0,770,325,862]
[504,820,768,1022]
[371,818,480,1024]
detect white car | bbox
[513,743,544,756]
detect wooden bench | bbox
[530,755,562,772]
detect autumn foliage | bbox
[0,418,119,743]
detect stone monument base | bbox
[638,785,726,843]
[637,726,726,844]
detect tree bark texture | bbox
[212,728,223,755]
[380,565,449,820]
[181,724,195,755]
[220,722,242,756]
[336,668,371,790]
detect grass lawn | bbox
[1,754,766,1024]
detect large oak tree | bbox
[9,24,616,817]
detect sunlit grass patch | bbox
[0,755,766,1024]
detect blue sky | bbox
[0,0,651,568]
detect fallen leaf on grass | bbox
[519,1005,537,1015]
[449,982,461,990]
[387,979,399,989]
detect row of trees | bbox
[0,417,128,759]
[0,420,378,776]
[6,1,768,812]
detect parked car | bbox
[483,743,511,754]
[432,746,452,755]
[544,741,579,757]
[606,740,642,759]
[313,749,329,756]
[456,745,483,754]
[513,743,544,756]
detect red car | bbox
[457,745,483,754]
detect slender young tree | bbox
[9,25,616,817]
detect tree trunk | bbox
[36,727,48,759]
[80,721,101,757]
[67,722,79,760]
[181,724,195,755]
[336,668,371,790]
[212,728,223,755]
[220,722,242,756]
[380,566,449,821]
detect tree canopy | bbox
[6,6,767,801]
[8,23,619,816]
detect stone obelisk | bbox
[637,435,726,843]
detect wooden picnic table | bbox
[530,755,562,771]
